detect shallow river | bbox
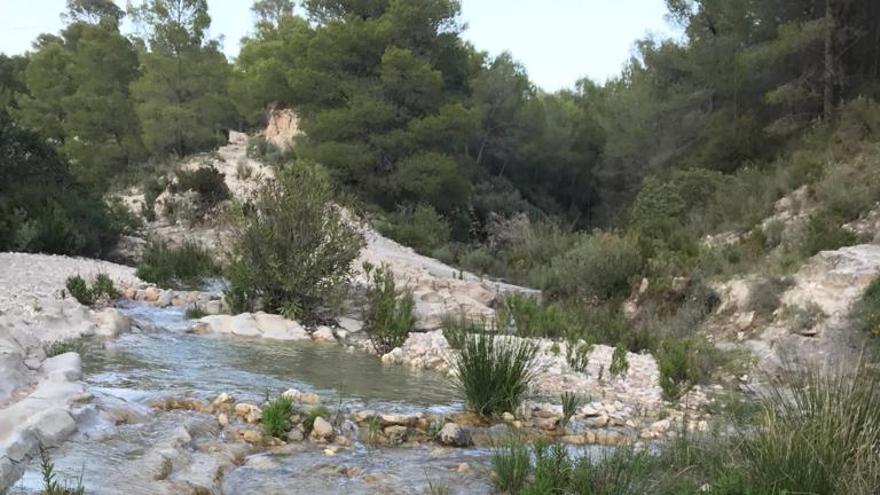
[13,303,495,494]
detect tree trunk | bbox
[823,0,835,120]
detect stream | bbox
[13,303,495,494]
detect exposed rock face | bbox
[747,244,880,370]
[264,108,300,151]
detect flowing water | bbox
[13,303,495,494]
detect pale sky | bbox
[0,0,678,91]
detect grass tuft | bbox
[261,394,294,438]
[454,331,537,417]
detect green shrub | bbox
[454,332,538,417]
[565,341,592,373]
[497,294,584,340]
[799,211,857,257]
[174,166,230,208]
[65,275,94,306]
[541,233,644,301]
[749,275,793,317]
[442,313,491,350]
[817,152,880,222]
[262,394,294,438]
[657,338,714,401]
[225,161,364,319]
[303,405,330,435]
[46,338,86,358]
[137,239,218,289]
[363,262,416,354]
[386,204,450,253]
[459,246,506,277]
[141,176,166,222]
[92,273,120,300]
[0,114,120,257]
[852,277,880,336]
[185,305,208,319]
[609,346,629,377]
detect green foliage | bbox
[225,161,364,318]
[65,273,118,306]
[737,363,880,495]
[136,239,218,289]
[185,305,207,319]
[363,262,416,354]
[816,150,880,222]
[799,211,857,258]
[454,332,538,417]
[173,166,231,209]
[565,341,592,374]
[39,446,85,495]
[781,301,828,334]
[491,436,531,494]
[609,346,629,378]
[46,338,86,358]
[303,405,330,435]
[65,275,94,306]
[0,113,121,257]
[261,394,294,438]
[852,277,880,336]
[497,293,583,340]
[657,338,714,401]
[442,313,490,351]
[560,392,581,430]
[541,233,644,302]
[384,204,450,254]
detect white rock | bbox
[312,326,336,342]
[438,422,471,447]
[311,417,334,440]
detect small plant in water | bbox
[560,392,582,431]
[492,436,531,493]
[39,446,85,495]
[262,394,294,438]
[610,345,629,377]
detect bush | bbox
[65,275,94,306]
[799,211,857,257]
[816,152,880,222]
[0,114,120,257]
[385,204,450,254]
[363,262,416,354]
[137,239,218,289]
[141,176,166,222]
[225,161,364,319]
[497,294,584,340]
[65,274,118,306]
[749,275,793,317]
[541,233,644,301]
[657,338,715,401]
[173,166,231,217]
[454,332,538,417]
[565,341,592,373]
[852,277,880,336]
[781,301,827,333]
[262,394,294,438]
[442,313,492,350]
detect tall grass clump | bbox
[363,262,416,354]
[454,331,538,417]
[492,437,656,495]
[261,394,294,438]
[737,361,880,494]
[136,239,218,289]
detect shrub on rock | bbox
[224,161,364,319]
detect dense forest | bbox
[2,0,880,262]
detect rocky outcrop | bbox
[743,244,880,370]
[263,108,300,151]
[197,313,311,340]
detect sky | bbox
[0,0,679,91]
